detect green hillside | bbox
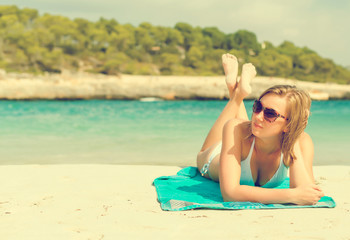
[0,5,349,84]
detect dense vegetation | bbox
[1,5,349,84]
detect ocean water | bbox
[0,100,349,166]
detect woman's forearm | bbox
[222,185,296,204]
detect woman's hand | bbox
[291,184,324,205]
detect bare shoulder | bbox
[224,119,250,134]
[225,118,247,125]
[291,132,315,183]
[223,119,252,153]
[296,132,314,161]
[298,132,313,147]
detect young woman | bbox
[197,53,324,205]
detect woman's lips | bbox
[253,122,263,129]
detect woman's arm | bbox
[290,132,315,187]
[218,119,293,204]
[219,121,323,205]
[288,132,324,205]
[221,185,295,204]
[218,118,243,199]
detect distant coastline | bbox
[0,71,349,100]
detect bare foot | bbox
[238,63,256,97]
[222,53,238,98]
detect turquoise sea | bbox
[0,100,349,166]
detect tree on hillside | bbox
[0,5,349,84]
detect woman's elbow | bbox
[223,195,235,202]
[221,186,240,202]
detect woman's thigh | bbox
[197,143,221,182]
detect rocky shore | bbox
[0,70,349,100]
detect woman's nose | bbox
[255,111,264,121]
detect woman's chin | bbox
[251,128,259,137]
[252,125,260,134]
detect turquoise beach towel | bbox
[153,167,336,211]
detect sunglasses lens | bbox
[264,108,278,121]
[253,100,262,113]
[253,100,281,122]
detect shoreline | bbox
[1,164,349,239]
[0,71,350,100]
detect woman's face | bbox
[251,93,289,139]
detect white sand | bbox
[1,165,349,240]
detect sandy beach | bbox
[1,164,349,240]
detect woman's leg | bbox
[199,54,239,152]
[236,63,256,121]
[199,58,255,152]
[197,55,256,180]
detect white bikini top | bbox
[240,138,288,188]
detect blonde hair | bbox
[248,85,311,166]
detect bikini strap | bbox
[245,138,255,163]
[200,142,222,177]
[280,152,288,168]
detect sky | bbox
[5,0,350,67]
